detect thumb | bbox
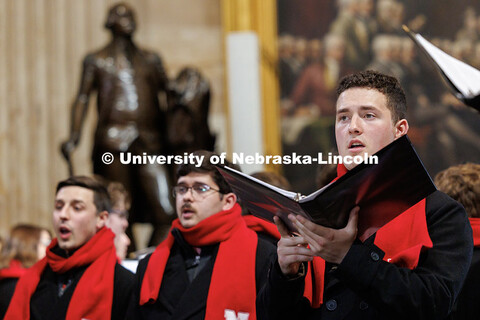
[346,206,359,235]
[274,216,291,238]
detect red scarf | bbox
[304,164,433,307]
[0,260,27,280]
[140,203,258,320]
[4,227,117,320]
[243,214,281,240]
[469,218,480,247]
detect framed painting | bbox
[276,0,480,192]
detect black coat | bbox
[450,247,480,320]
[257,191,473,320]
[128,231,276,320]
[0,278,18,319]
[29,263,134,320]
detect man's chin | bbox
[58,241,75,252]
[180,219,197,229]
[344,162,359,170]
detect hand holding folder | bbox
[217,135,436,240]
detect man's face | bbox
[107,213,128,235]
[114,233,130,261]
[107,202,129,235]
[107,5,136,36]
[175,172,229,228]
[335,88,408,170]
[53,186,106,252]
[37,230,51,260]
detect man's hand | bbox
[288,207,359,265]
[60,140,76,161]
[274,216,314,276]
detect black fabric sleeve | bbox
[257,191,473,320]
[125,254,151,320]
[0,278,18,319]
[334,191,473,319]
[255,238,277,294]
[257,260,312,320]
[112,263,135,320]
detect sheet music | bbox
[415,34,480,99]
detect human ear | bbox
[394,119,409,138]
[221,193,237,211]
[96,210,109,230]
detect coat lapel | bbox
[155,243,218,320]
[171,247,217,320]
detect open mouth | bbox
[58,226,71,239]
[348,141,365,149]
[182,209,195,215]
[181,204,196,218]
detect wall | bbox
[0,0,224,235]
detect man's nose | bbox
[58,207,70,220]
[122,219,129,231]
[348,115,362,134]
[182,188,195,201]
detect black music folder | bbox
[217,135,436,238]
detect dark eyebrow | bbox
[177,180,208,186]
[337,105,378,114]
[54,199,86,206]
[359,106,378,111]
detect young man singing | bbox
[257,70,473,320]
[128,150,276,319]
[5,176,134,320]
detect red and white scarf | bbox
[140,203,259,320]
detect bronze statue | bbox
[61,2,174,247]
[167,67,215,154]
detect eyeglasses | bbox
[172,183,221,199]
[110,209,129,220]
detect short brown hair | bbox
[176,150,240,195]
[336,70,407,123]
[0,224,43,269]
[434,163,480,218]
[56,176,111,213]
[107,181,131,210]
